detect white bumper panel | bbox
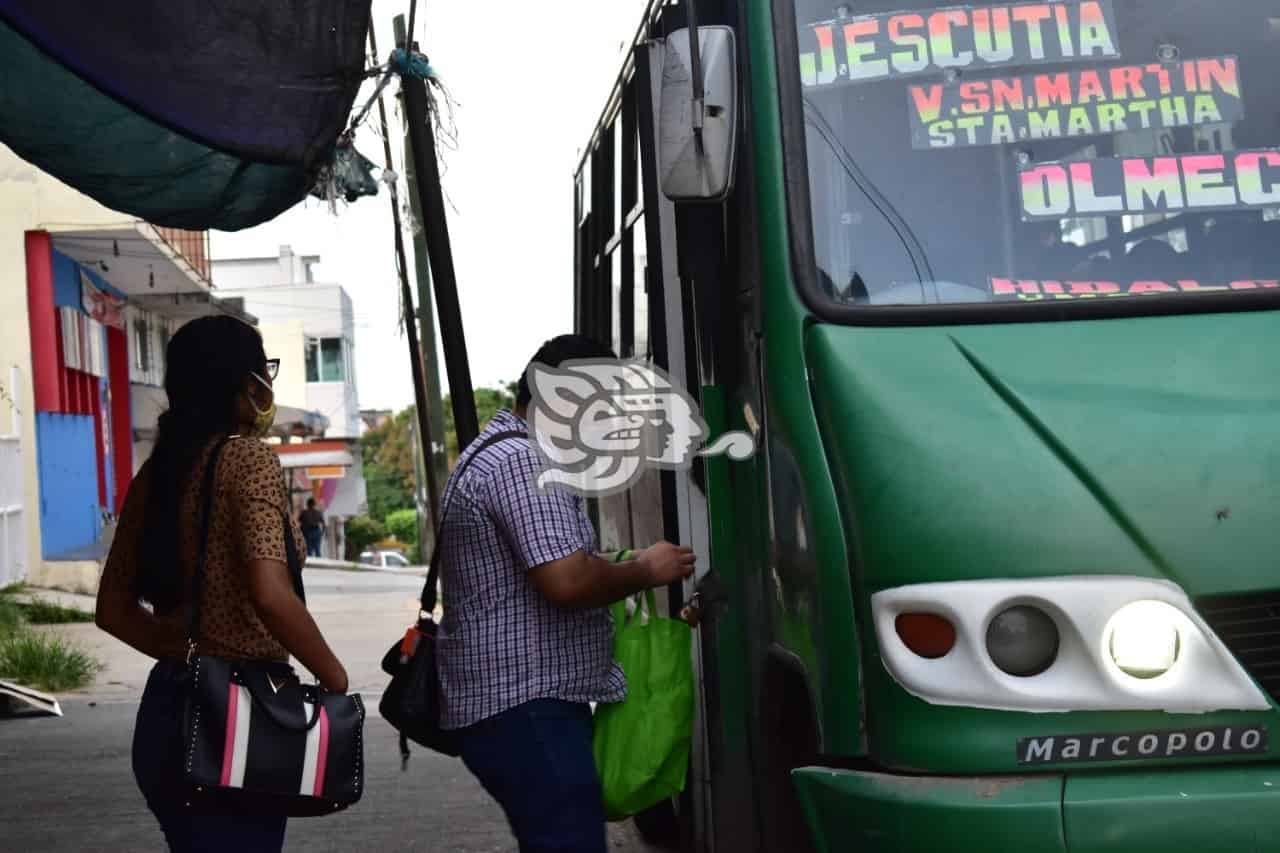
[872,576,1272,713]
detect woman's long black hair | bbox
[135,315,266,612]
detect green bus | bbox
[572,0,1280,850]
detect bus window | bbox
[791,0,1280,306]
[612,247,624,356]
[634,214,650,360]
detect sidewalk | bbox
[14,567,426,703]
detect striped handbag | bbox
[181,437,365,817]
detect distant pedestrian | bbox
[437,334,695,853]
[96,316,348,853]
[300,498,325,558]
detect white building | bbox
[211,246,367,558]
[212,247,360,439]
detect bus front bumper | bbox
[792,764,1280,852]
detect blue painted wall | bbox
[51,250,125,308]
[36,413,101,559]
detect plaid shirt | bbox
[436,409,627,729]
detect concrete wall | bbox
[0,143,146,583]
[212,248,318,290]
[221,285,361,439]
[257,320,308,411]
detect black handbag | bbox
[381,430,525,763]
[181,436,365,817]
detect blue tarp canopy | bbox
[0,1,372,230]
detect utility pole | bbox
[394,14,448,495]
[394,17,480,450]
[367,19,441,550]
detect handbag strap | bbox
[280,504,307,604]
[186,435,304,658]
[186,435,235,658]
[418,429,528,615]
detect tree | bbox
[385,508,418,545]
[362,385,518,515]
[360,408,417,521]
[344,515,386,561]
[442,383,517,466]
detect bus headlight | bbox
[871,577,1270,713]
[1106,600,1182,679]
[986,605,1059,677]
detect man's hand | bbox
[636,541,696,587]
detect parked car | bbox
[357,550,419,571]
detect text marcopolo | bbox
[1018,725,1268,765]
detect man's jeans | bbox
[303,528,322,558]
[457,699,607,853]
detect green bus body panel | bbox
[794,764,1280,852]
[1063,765,1280,852]
[808,312,1280,597]
[792,767,1066,853]
[745,0,864,756]
[805,313,1280,771]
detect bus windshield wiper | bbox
[803,98,936,294]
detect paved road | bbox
[1,570,661,852]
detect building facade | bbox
[211,246,367,559]
[0,143,261,590]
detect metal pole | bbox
[368,20,442,539]
[396,26,480,449]
[394,14,448,497]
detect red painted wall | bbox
[92,381,106,506]
[24,231,60,413]
[107,327,133,513]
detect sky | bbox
[211,0,652,412]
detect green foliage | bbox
[442,384,516,466]
[0,630,101,692]
[362,385,518,512]
[386,508,419,545]
[361,408,418,522]
[0,599,24,635]
[344,515,387,561]
[16,598,95,624]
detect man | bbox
[436,334,695,853]
[299,498,325,558]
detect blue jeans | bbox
[458,699,607,853]
[304,528,323,558]
[133,660,288,852]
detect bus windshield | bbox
[791,0,1280,307]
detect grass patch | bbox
[0,630,101,692]
[0,599,24,635]
[15,598,95,624]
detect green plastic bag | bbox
[593,588,695,821]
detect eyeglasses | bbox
[264,359,280,381]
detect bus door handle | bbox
[680,573,729,628]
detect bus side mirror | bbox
[656,26,738,202]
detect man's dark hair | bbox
[306,498,317,509]
[516,334,616,408]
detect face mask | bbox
[246,372,277,438]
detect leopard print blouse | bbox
[101,436,305,662]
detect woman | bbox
[96,315,348,852]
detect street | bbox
[0,569,661,852]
